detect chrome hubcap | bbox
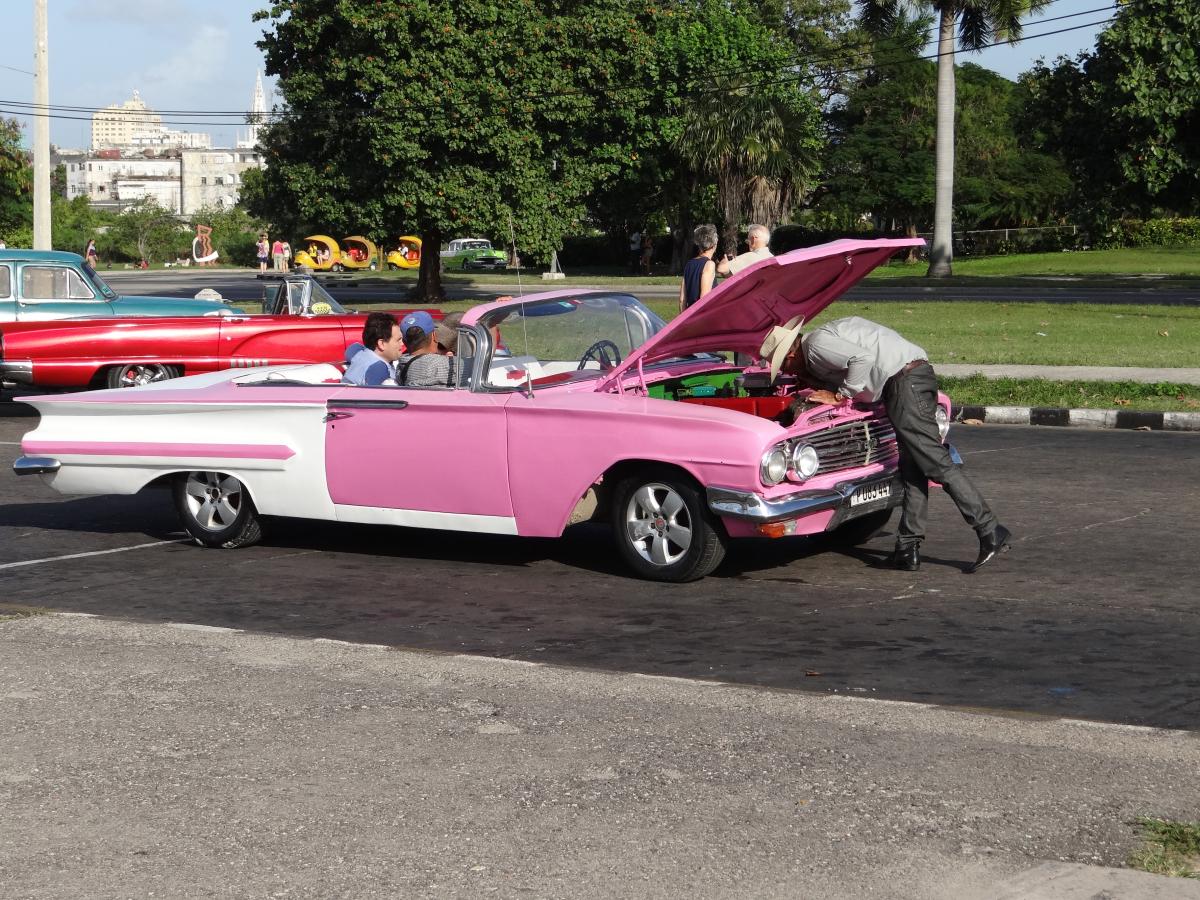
[625,483,692,567]
[117,364,172,387]
[183,472,244,531]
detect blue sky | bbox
[0,0,1111,151]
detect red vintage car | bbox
[0,276,433,390]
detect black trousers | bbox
[882,363,997,549]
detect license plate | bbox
[850,481,891,507]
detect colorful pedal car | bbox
[340,236,378,271]
[292,235,342,271]
[14,238,952,584]
[386,236,423,270]
[440,238,507,271]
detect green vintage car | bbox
[0,249,240,322]
[439,238,507,271]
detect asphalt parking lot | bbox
[3,406,1199,730]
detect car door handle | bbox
[323,410,354,422]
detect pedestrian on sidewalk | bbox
[271,238,285,272]
[679,224,718,312]
[256,234,269,273]
[760,315,1012,573]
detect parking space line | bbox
[0,539,188,571]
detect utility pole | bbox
[33,0,51,249]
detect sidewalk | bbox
[934,364,1200,431]
[2,614,1199,900]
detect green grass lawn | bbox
[870,246,1200,279]
[940,376,1200,412]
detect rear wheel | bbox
[825,508,893,547]
[332,262,344,272]
[106,363,181,389]
[611,469,727,582]
[173,471,262,549]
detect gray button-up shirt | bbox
[801,317,927,403]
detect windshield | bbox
[476,293,666,390]
[275,279,348,315]
[81,262,117,300]
[462,241,492,251]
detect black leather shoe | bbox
[889,545,920,571]
[969,525,1011,573]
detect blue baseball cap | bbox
[400,311,435,336]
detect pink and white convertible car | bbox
[15,238,951,582]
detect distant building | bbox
[71,76,267,213]
[91,90,212,152]
[236,71,268,150]
[180,148,265,214]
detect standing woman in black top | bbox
[679,224,718,312]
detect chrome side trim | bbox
[708,472,897,523]
[0,361,33,385]
[13,456,60,476]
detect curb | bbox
[953,405,1200,431]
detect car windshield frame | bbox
[80,262,117,301]
[473,292,666,393]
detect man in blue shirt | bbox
[342,312,403,386]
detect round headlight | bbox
[790,442,820,479]
[760,446,789,486]
[935,406,950,441]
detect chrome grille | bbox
[801,416,898,476]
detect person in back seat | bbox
[342,312,403,386]
[397,311,458,387]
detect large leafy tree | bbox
[858,0,1051,276]
[251,0,662,299]
[1019,0,1200,222]
[0,117,33,242]
[821,14,936,250]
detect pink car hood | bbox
[595,237,923,391]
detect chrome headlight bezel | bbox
[935,405,950,442]
[760,445,789,486]
[790,442,820,480]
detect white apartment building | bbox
[179,148,265,214]
[65,157,182,209]
[91,90,212,152]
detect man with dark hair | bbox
[760,315,1011,573]
[396,310,458,387]
[342,311,403,386]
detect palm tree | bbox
[859,0,1051,277]
[677,75,821,256]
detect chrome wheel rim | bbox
[116,364,173,387]
[183,471,244,532]
[624,482,692,566]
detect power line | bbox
[0,13,1117,128]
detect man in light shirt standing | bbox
[760,315,1012,574]
[716,223,772,277]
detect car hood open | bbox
[594,237,922,391]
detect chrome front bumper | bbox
[13,456,60,476]
[0,361,33,385]
[707,472,903,523]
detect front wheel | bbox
[611,469,727,582]
[369,261,377,271]
[173,471,262,549]
[106,363,181,389]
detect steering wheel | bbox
[578,339,623,370]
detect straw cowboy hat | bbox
[758,314,805,380]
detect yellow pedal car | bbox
[292,235,342,271]
[385,236,423,270]
[340,235,378,271]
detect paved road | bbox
[102,269,1200,306]
[4,411,1198,729]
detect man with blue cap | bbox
[397,310,458,387]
